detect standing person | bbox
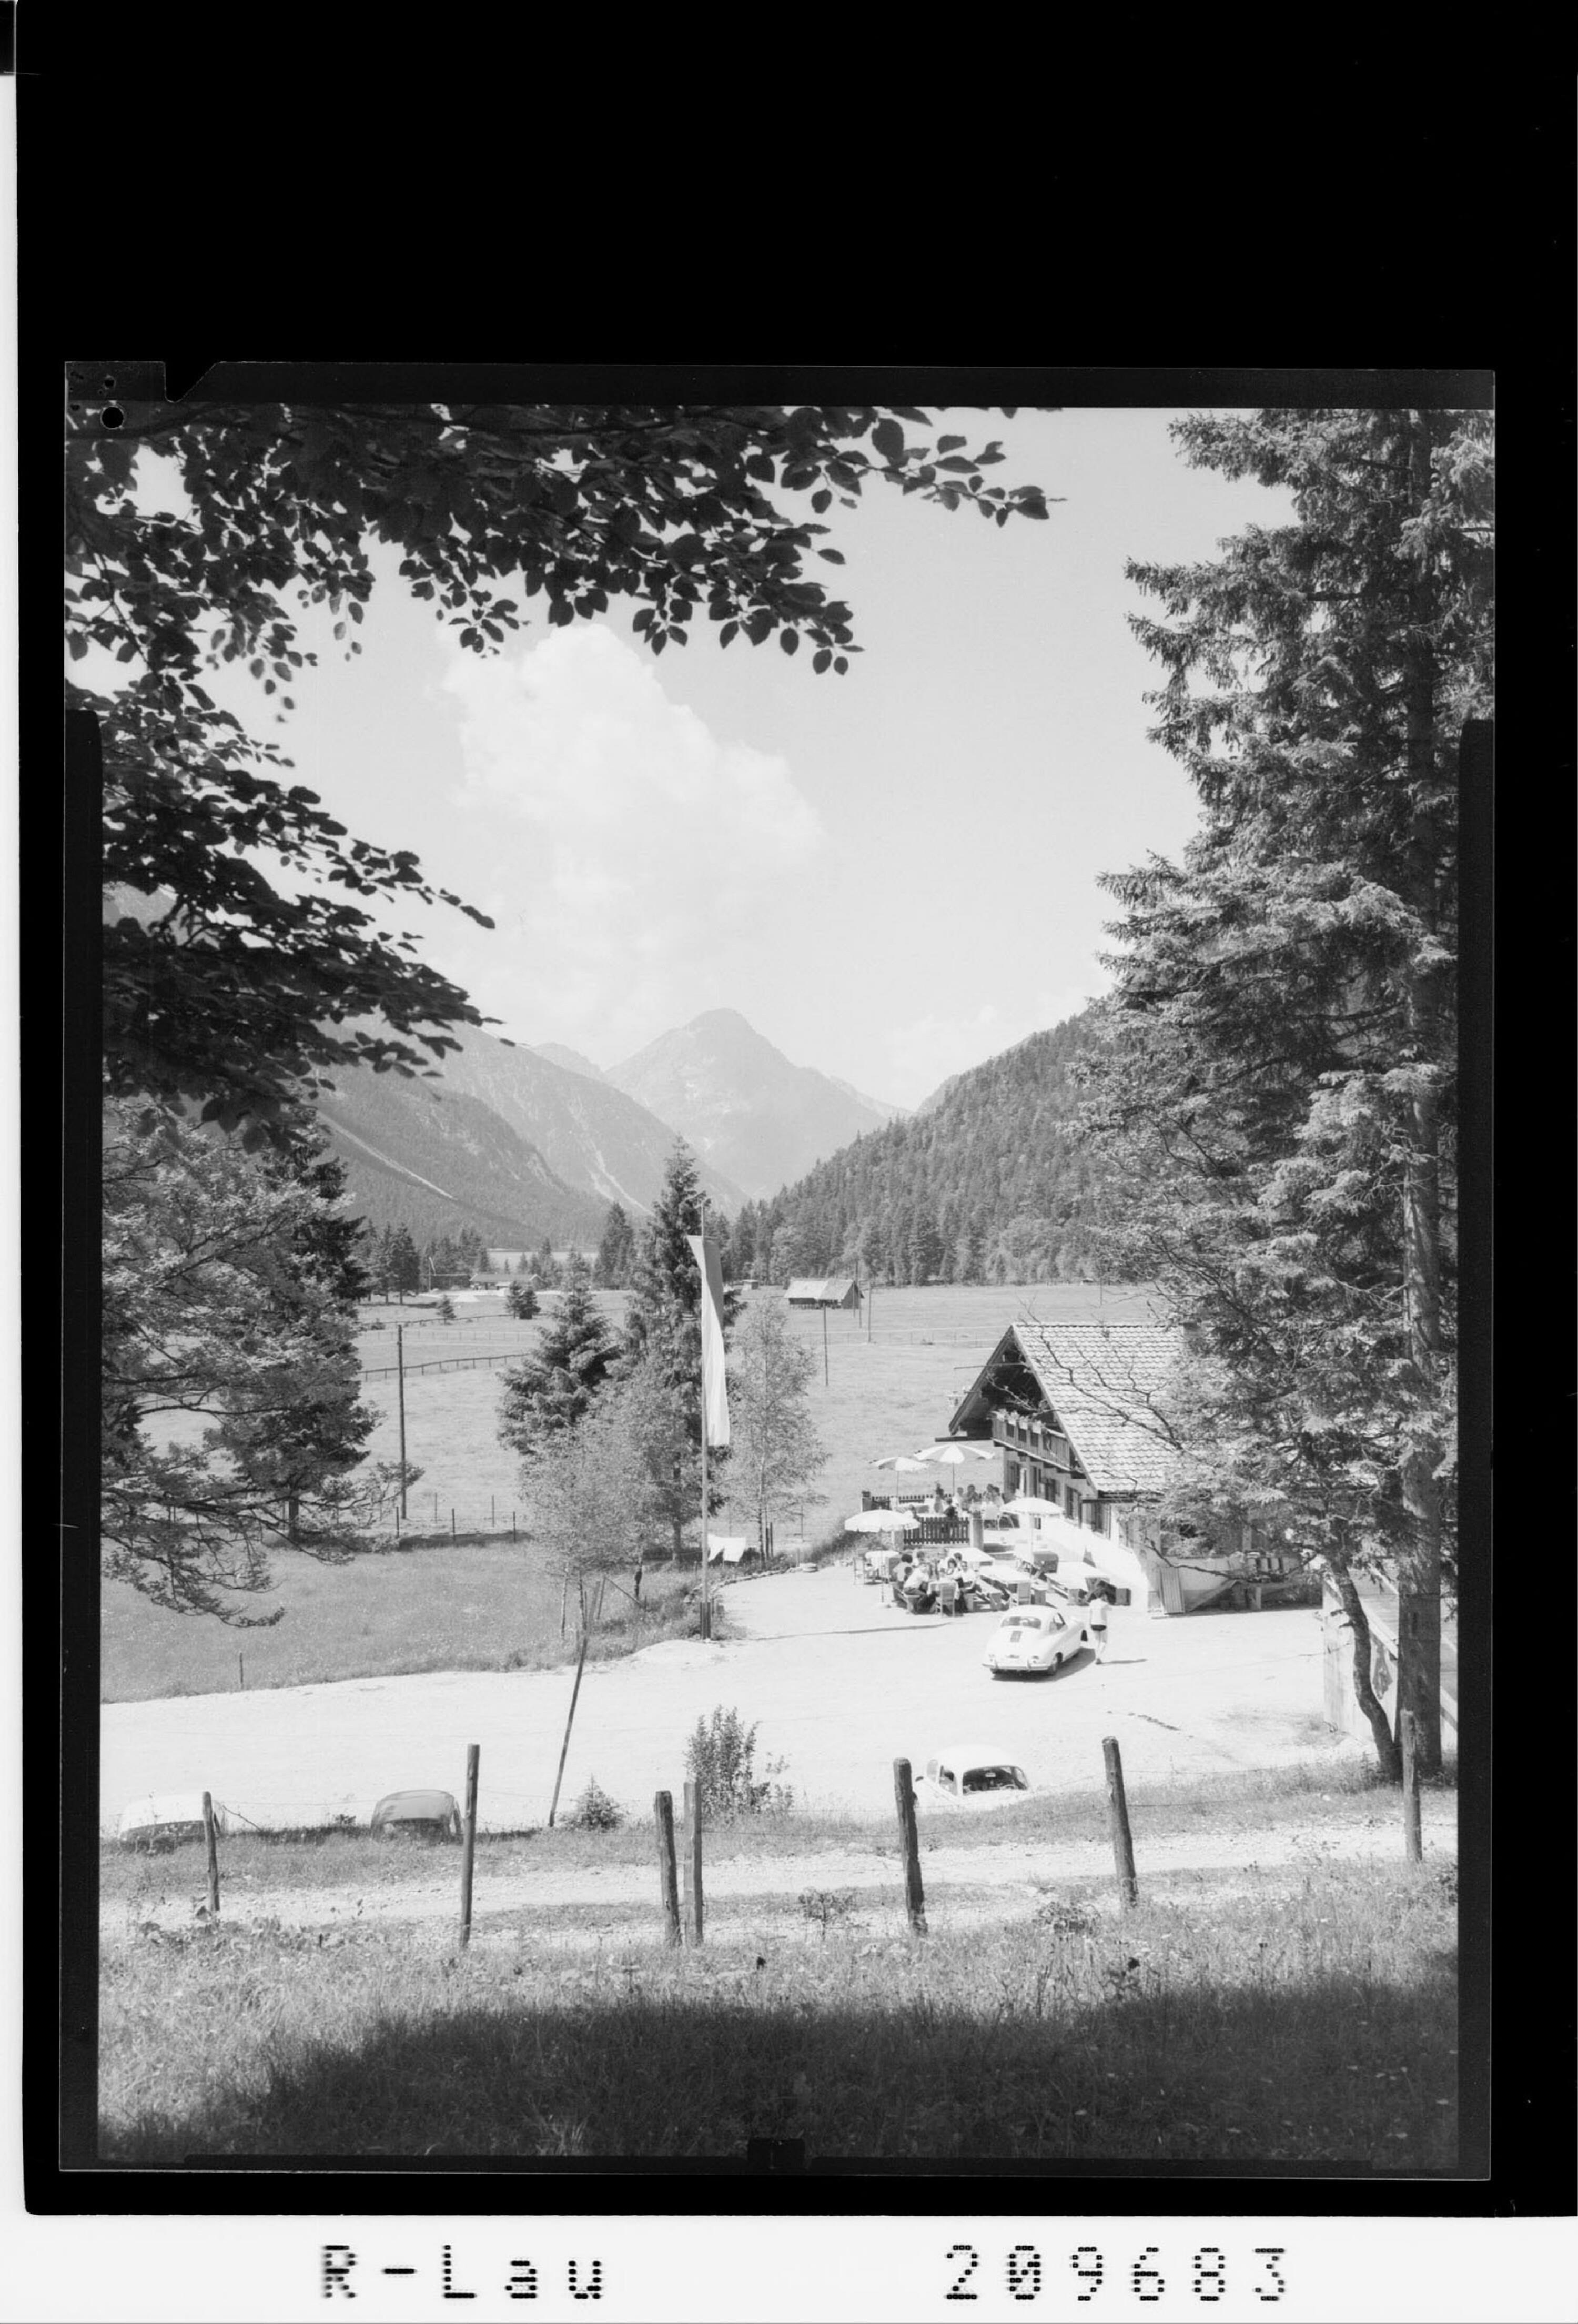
[1088,1588,1110,1663]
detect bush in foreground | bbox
[565,1777,623,1832]
[684,1706,793,1819]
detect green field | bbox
[99,1545,711,1703]
[104,1284,1155,1702]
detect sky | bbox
[112,407,1296,1110]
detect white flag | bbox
[686,1235,731,1448]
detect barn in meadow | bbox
[784,1275,863,1312]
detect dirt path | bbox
[103,1568,1369,1841]
[106,1817,1452,1949]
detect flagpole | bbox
[699,1194,711,1644]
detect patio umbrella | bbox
[872,1454,930,1476]
[1004,1494,1063,1516]
[914,1442,993,1465]
[845,1507,920,1533]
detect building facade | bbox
[947,1319,1309,1614]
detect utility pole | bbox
[822,1303,830,1388]
[396,1322,407,1520]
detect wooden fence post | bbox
[201,1791,220,1920]
[457,1743,480,1946]
[654,1790,682,1945]
[892,1758,927,1934]
[1400,1709,1423,1864]
[1102,1736,1139,1906]
[682,1779,704,1945]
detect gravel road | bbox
[103,1565,1367,1840]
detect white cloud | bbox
[439,628,823,1051]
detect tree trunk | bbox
[1394,411,1446,1780]
[1329,1558,1401,1781]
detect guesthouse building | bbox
[947,1319,1308,1614]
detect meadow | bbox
[349,1281,1157,1535]
[105,1284,1148,1702]
[100,1544,705,1702]
[98,1772,1458,2165]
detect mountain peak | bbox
[605,1012,905,1199]
[687,1007,754,1032]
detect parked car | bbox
[912,1746,1032,1810]
[116,1793,229,1850]
[370,1788,462,1840]
[982,1603,1089,1678]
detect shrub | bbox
[799,1887,856,1939]
[566,1776,623,1831]
[1033,1895,1099,1937]
[684,1706,793,1819]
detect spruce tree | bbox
[1078,406,1491,1776]
[594,1201,637,1289]
[909,1204,944,1285]
[498,1251,618,1457]
[386,1225,421,1302]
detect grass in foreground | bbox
[99,1855,1457,2165]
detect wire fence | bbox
[360,1349,528,1382]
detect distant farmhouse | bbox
[784,1275,862,1312]
[948,1319,1309,1615]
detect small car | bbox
[370,1788,462,1840]
[116,1793,229,1850]
[982,1603,1089,1677]
[912,1747,1032,1811]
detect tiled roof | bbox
[944,1318,1189,1493]
[1014,1320,1185,1494]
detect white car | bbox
[116,1793,231,1849]
[982,1603,1089,1678]
[912,1746,1032,1811]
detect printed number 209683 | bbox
[944,2244,1287,2304]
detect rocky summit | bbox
[604,1008,905,1200]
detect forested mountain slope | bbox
[731,1013,1103,1285]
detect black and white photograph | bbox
[43,362,1525,2313]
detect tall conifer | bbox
[1079,406,1491,1774]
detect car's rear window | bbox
[962,1765,1028,1793]
[1005,1614,1043,1630]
